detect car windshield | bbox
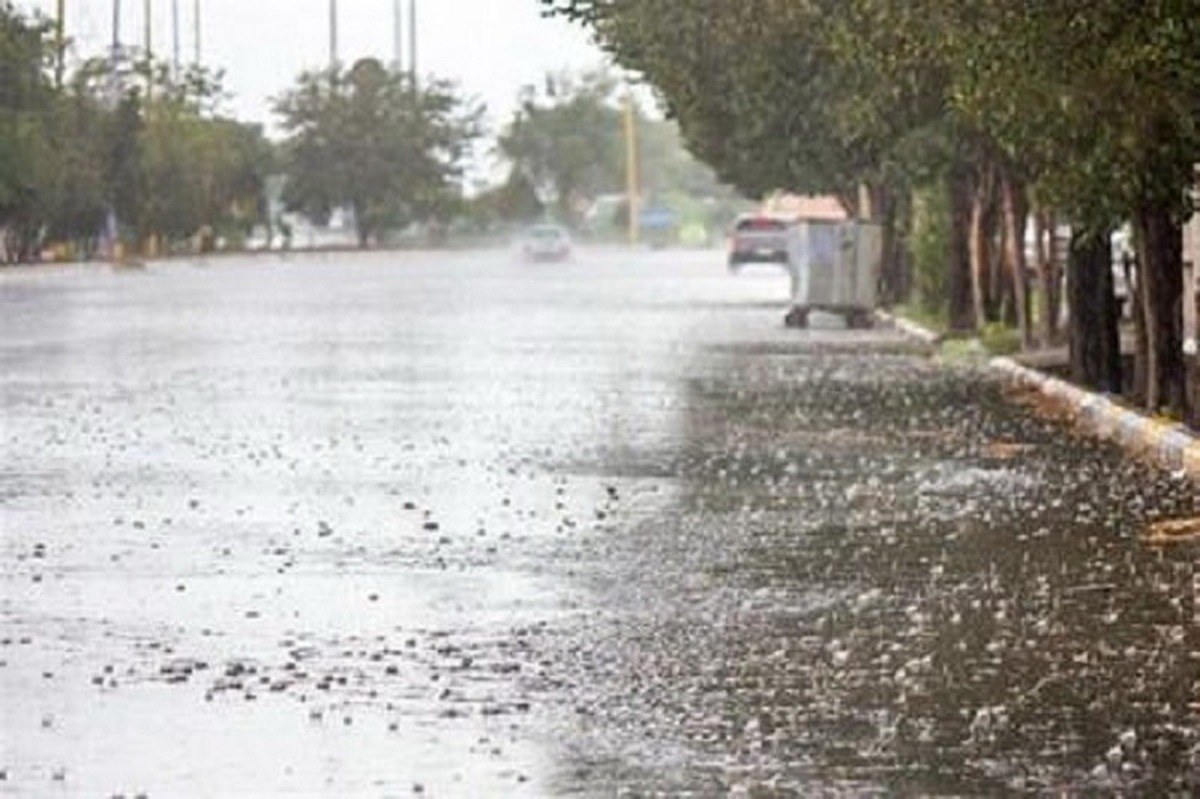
[530,227,564,239]
[735,217,786,232]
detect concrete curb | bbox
[874,310,940,344]
[990,357,1200,478]
[880,311,1200,479]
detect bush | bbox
[980,322,1021,355]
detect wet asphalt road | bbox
[1,249,1198,796]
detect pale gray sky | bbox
[19,0,607,131]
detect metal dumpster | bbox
[784,220,882,329]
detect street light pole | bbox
[329,0,338,69]
[143,0,153,99]
[112,0,121,55]
[392,0,403,72]
[109,0,122,263]
[171,0,179,75]
[408,0,417,87]
[624,93,641,247]
[54,0,65,88]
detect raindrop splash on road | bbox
[1,250,1196,794]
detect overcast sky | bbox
[19,0,608,132]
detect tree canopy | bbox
[0,2,273,261]
[273,58,482,247]
[494,68,736,229]
[544,0,1200,418]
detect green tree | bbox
[930,0,1199,413]
[0,1,55,261]
[548,0,1200,421]
[496,70,624,226]
[274,58,482,247]
[544,1,946,303]
[468,172,544,229]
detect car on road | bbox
[727,214,793,272]
[519,224,572,262]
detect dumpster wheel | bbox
[784,306,810,329]
[846,309,875,329]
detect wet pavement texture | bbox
[1,249,1198,796]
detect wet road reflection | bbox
[1,250,1196,794]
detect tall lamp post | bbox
[108,0,122,262]
[329,0,338,69]
[623,92,641,247]
[143,0,151,57]
[392,0,403,71]
[55,0,65,88]
[408,0,417,87]
[171,0,180,74]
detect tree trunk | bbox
[968,164,995,328]
[1130,250,1148,405]
[1133,200,1187,417]
[836,188,860,220]
[947,168,975,331]
[997,212,1017,327]
[1187,259,1200,429]
[1043,218,1064,344]
[871,184,901,307]
[893,191,913,303]
[353,201,371,249]
[1067,229,1121,393]
[999,171,1031,349]
[1032,211,1051,346]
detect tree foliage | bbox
[274,58,482,247]
[496,70,623,224]
[0,2,273,261]
[545,0,1200,419]
[494,68,735,229]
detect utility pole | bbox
[108,0,122,263]
[171,0,180,75]
[408,0,417,87]
[112,0,121,56]
[54,0,65,88]
[392,0,403,72]
[193,0,200,64]
[143,0,153,98]
[624,93,641,247]
[329,0,338,69]
[143,0,151,57]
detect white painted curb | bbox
[880,310,1200,479]
[874,311,940,344]
[990,356,1200,479]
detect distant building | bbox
[761,193,849,222]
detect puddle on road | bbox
[536,349,1200,795]
[2,257,1197,795]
